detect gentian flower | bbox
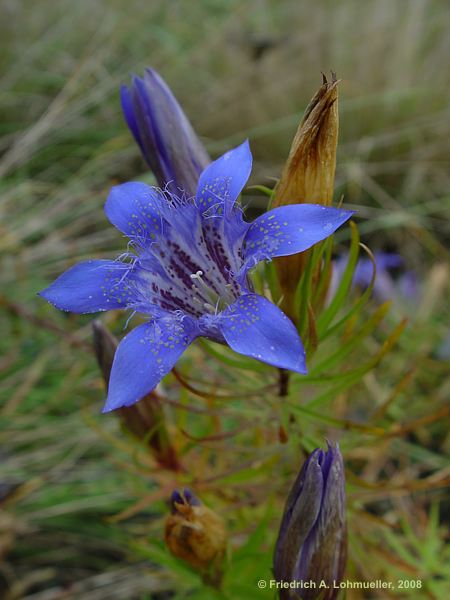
[329,252,406,303]
[121,67,210,196]
[274,443,347,600]
[40,141,353,412]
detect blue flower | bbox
[329,252,413,303]
[274,442,347,600]
[121,67,210,197]
[40,141,353,412]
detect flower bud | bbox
[165,489,227,586]
[274,443,347,600]
[121,68,210,196]
[272,74,340,321]
[273,73,339,210]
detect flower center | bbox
[189,270,234,314]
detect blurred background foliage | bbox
[0,0,449,598]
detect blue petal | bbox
[120,84,145,157]
[103,317,198,412]
[104,182,163,240]
[331,252,402,302]
[196,140,252,217]
[132,72,175,185]
[353,252,402,302]
[374,252,403,270]
[242,204,354,270]
[39,260,138,313]
[219,294,306,373]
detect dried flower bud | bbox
[165,489,227,585]
[274,442,347,600]
[273,73,339,210]
[273,74,340,321]
[121,68,210,197]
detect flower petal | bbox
[219,294,306,373]
[196,140,252,217]
[104,181,164,241]
[120,83,145,158]
[39,260,139,313]
[242,204,354,270]
[103,317,198,412]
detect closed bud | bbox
[274,442,347,600]
[121,68,210,197]
[165,489,227,586]
[273,74,340,321]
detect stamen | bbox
[189,269,235,314]
[190,270,213,298]
[192,296,204,307]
